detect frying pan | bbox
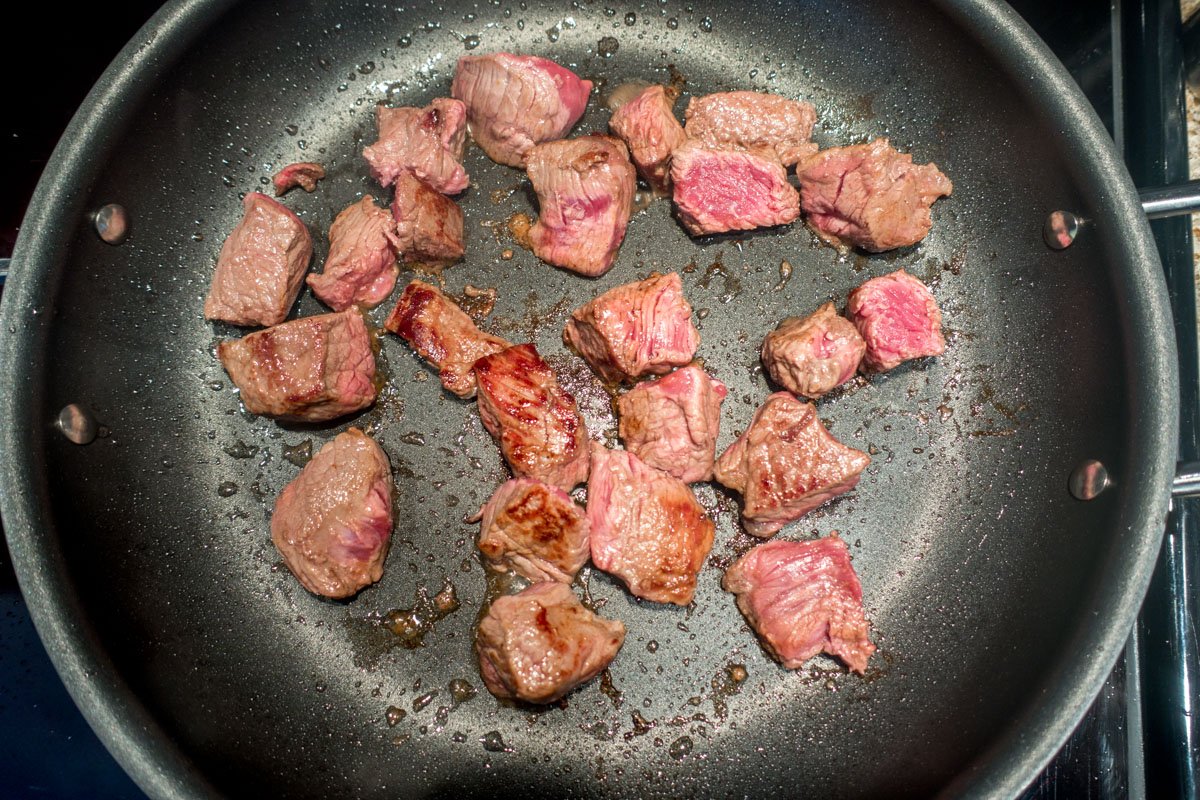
[0,0,1179,797]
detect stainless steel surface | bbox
[93,204,128,245]
[54,404,98,446]
[1172,460,1200,497]
[1043,210,1082,248]
[1138,179,1200,218]
[1070,459,1113,500]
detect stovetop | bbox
[1,2,1193,798]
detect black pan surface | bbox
[0,1,1177,798]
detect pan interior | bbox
[15,0,1159,797]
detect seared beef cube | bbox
[384,281,511,399]
[617,364,727,483]
[306,196,400,311]
[272,161,325,196]
[474,344,590,490]
[390,172,465,265]
[714,393,869,538]
[608,84,687,194]
[796,138,952,252]
[563,272,699,384]
[525,135,636,277]
[684,90,818,167]
[271,428,393,599]
[203,192,312,327]
[362,99,469,194]
[671,141,800,235]
[846,269,945,372]
[216,309,376,422]
[723,534,874,673]
[451,53,592,168]
[476,582,625,704]
[588,445,715,605]
[475,478,590,583]
[761,302,866,399]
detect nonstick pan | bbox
[0,1,1178,797]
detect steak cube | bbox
[846,269,945,372]
[617,364,727,483]
[671,141,800,236]
[608,84,687,194]
[473,344,591,491]
[475,478,590,583]
[216,309,376,422]
[714,393,870,538]
[272,161,325,196]
[203,192,313,327]
[761,302,866,399]
[451,53,593,168]
[384,281,511,399]
[587,445,715,606]
[684,90,818,167]
[796,138,952,252]
[390,172,465,265]
[722,534,875,673]
[271,428,393,599]
[362,99,469,194]
[563,272,699,384]
[307,196,401,311]
[476,582,625,704]
[526,135,636,277]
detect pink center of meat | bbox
[689,159,776,211]
[560,194,613,223]
[876,284,929,339]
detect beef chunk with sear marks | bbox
[475,478,590,584]
[587,445,715,606]
[216,309,376,422]
[563,272,699,384]
[476,582,625,704]
[384,281,511,399]
[473,344,591,491]
[714,392,870,538]
[723,533,874,674]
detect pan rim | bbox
[929,2,1177,797]
[0,1,239,798]
[0,1,1178,798]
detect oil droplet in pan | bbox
[480,731,512,752]
[669,736,693,760]
[282,439,312,467]
[449,678,477,705]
